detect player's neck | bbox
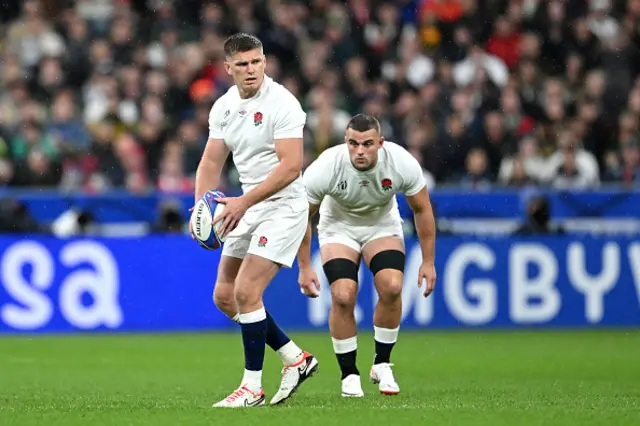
[238,87,259,99]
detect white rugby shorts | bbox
[221,197,308,267]
[317,215,404,253]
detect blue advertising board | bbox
[3,188,640,223]
[0,235,639,333]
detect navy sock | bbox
[240,310,268,371]
[374,340,395,364]
[336,350,359,380]
[265,310,291,351]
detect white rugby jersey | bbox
[303,142,426,226]
[208,75,307,204]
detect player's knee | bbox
[213,283,234,311]
[378,278,403,303]
[331,282,357,310]
[233,283,260,308]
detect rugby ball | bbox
[191,190,226,250]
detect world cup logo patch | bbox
[254,112,263,127]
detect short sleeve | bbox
[208,99,225,139]
[273,92,307,140]
[303,155,331,205]
[400,148,427,196]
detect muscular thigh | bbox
[214,255,243,297]
[235,253,281,294]
[362,236,405,292]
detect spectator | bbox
[514,195,564,235]
[46,90,91,153]
[0,0,639,195]
[485,16,522,69]
[11,120,57,161]
[604,138,640,184]
[499,135,547,185]
[461,147,492,190]
[544,129,600,187]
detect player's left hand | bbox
[298,267,321,298]
[212,196,250,238]
[417,262,436,297]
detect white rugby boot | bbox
[212,385,265,408]
[370,363,400,395]
[270,351,319,405]
[341,374,364,397]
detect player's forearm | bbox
[194,158,223,202]
[242,162,300,207]
[297,222,313,269]
[414,210,436,264]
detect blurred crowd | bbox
[1,0,640,194]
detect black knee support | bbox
[369,250,405,276]
[322,258,359,284]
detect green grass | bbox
[1,331,639,425]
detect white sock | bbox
[374,326,399,344]
[238,308,266,324]
[231,313,240,323]
[241,369,262,392]
[277,341,304,366]
[331,336,358,354]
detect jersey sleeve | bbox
[208,99,225,139]
[273,92,307,140]
[303,155,331,205]
[399,148,427,196]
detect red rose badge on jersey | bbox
[258,236,268,247]
[381,178,393,192]
[254,111,263,127]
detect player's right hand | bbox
[298,267,321,298]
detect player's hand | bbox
[298,266,321,298]
[212,196,249,238]
[417,262,436,297]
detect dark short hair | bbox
[346,114,381,134]
[223,33,263,58]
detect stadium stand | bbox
[1,0,639,235]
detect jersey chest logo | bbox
[381,178,393,192]
[254,111,263,127]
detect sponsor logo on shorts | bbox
[254,111,263,127]
[258,236,268,247]
[381,178,393,192]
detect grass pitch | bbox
[0,331,639,425]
